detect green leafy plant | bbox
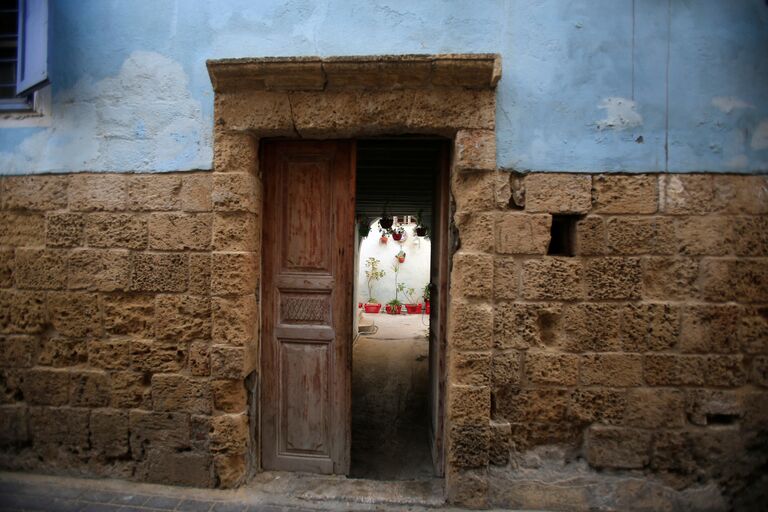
[423,283,431,301]
[387,298,402,306]
[365,257,385,304]
[390,261,403,303]
[404,286,419,304]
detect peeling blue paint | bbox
[0,0,766,174]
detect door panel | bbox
[262,140,355,474]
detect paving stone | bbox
[111,493,149,506]
[79,503,123,512]
[177,499,215,512]
[211,502,247,512]
[79,490,126,504]
[142,495,181,510]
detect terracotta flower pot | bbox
[425,300,430,314]
[397,256,405,263]
[392,232,403,241]
[380,236,388,244]
[364,303,382,314]
[404,304,420,314]
[385,304,402,315]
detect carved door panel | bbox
[261,140,355,474]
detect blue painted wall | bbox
[0,0,766,174]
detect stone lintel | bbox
[207,54,501,93]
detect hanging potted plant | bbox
[391,226,405,242]
[404,286,421,314]
[358,215,371,239]
[378,204,394,233]
[379,233,389,244]
[363,257,385,314]
[396,250,406,263]
[423,283,431,315]
[414,209,428,237]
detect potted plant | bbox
[379,233,388,244]
[415,209,428,237]
[392,226,405,242]
[404,286,421,314]
[363,257,385,314]
[358,216,371,239]
[385,261,403,314]
[423,283,431,315]
[386,298,403,315]
[378,206,394,233]
[396,250,406,263]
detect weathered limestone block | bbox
[215,91,293,135]
[491,351,521,389]
[559,303,621,352]
[574,215,606,255]
[36,336,87,367]
[126,175,181,211]
[675,216,736,256]
[0,212,45,247]
[130,252,188,293]
[733,216,768,257]
[584,257,642,300]
[685,389,743,426]
[187,254,211,296]
[210,413,249,455]
[751,356,768,386]
[211,252,257,296]
[28,406,90,448]
[148,213,212,251]
[68,174,127,211]
[699,258,768,303]
[0,248,12,287]
[452,170,497,213]
[624,388,685,428]
[110,371,147,409]
[211,379,247,413]
[129,410,190,459]
[592,174,658,214]
[22,368,70,405]
[14,248,67,290]
[620,303,679,352]
[0,335,39,368]
[0,404,28,443]
[451,252,493,299]
[449,421,491,468]
[211,345,253,379]
[451,351,491,387]
[650,426,742,484]
[495,213,552,255]
[642,257,700,300]
[705,355,747,387]
[662,175,716,214]
[448,301,493,351]
[130,339,187,374]
[488,420,511,466]
[448,384,491,423]
[154,294,211,343]
[570,389,626,425]
[181,174,213,212]
[521,258,583,300]
[446,467,489,509]
[1,175,68,211]
[212,173,259,213]
[214,453,246,488]
[90,409,129,458]
[0,368,23,404]
[212,212,258,252]
[0,290,46,334]
[492,257,517,300]
[494,302,560,350]
[494,387,569,423]
[408,88,495,131]
[151,374,212,415]
[714,174,768,214]
[454,130,496,172]
[189,342,211,377]
[103,294,154,337]
[47,292,101,338]
[68,249,131,292]
[580,354,643,387]
[585,426,652,469]
[525,174,591,214]
[455,212,495,253]
[739,307,768,354]
[145,450,213,487]
[525,351,578,386]
[212,295,257,346]
[69,370,111,407]
[644,355,744,387]
[680,305,740,353]
[87,339,130,370]
[85,213,148,249]
[45,212,84,247]
[606,216,674,255]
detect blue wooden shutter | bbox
[16,0,49,97]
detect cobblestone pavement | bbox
[0,472,490,512]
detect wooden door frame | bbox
[207,54,500,493]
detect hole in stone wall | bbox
[547,215,582,256]
[706,413,740,425]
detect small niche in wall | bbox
[547,214,581,256]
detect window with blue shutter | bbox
[0,0,47,112]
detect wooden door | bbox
[261,140,355,474]
[428,142,450,476]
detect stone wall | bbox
[0,171,260,488]
[446,170,768,510]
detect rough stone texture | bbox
[524,173,592,214]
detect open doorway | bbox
[351,138,448,480]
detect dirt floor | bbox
[350,312,433,481]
